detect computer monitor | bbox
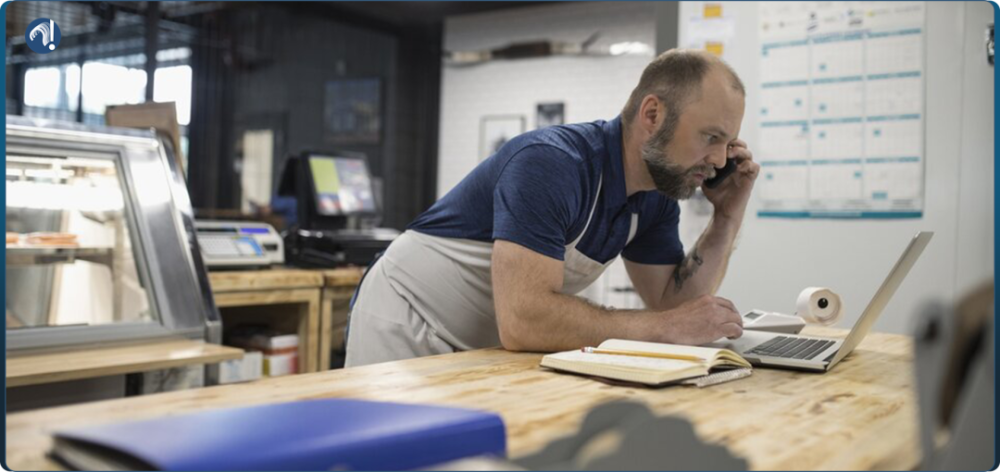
[276,151,398,267]
[306,155,377,216]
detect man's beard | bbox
[641,116,716,200]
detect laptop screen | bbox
[828,231,933,367]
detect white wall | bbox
[680,1,994,335]
[439,2,994,334]
[955,2,996,294]
[439,2,657,193]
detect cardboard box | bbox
[264,352,297,377]
[219,351,263,384]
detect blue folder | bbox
[52,398,507,471]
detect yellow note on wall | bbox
[704,3,723,18]
[705,42,724,57]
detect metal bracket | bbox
[986,24,994,66]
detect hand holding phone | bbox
[703,157,737,189]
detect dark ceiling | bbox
[315,2,557,26]
[9,2,557,39]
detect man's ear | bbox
[638,94,663,136]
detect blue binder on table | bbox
[50,398,506,471]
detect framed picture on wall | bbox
[324,78,382,144]
[536,102,565,129]
[479,115,525,161]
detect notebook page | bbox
[545,350,701,370]
[598,339,724,362]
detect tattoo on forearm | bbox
[672,247,705,293]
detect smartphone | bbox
[703,158,737,189]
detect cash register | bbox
[277,151,398,268]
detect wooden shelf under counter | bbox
[7,338,243,388]
[207,267,366,372]
[209,269,324,373]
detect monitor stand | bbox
[285,224,399,268]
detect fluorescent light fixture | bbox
[609,41,654,56]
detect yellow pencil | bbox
[581,347,704,362]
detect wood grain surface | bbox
[6,327,919,470]
[321,267,364,287]
[208,269,323,292]
[213,288,321,373]
[6,339,243,388]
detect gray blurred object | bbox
[513,401,748,471]
[432,400,748,471]
[914,281,995,470]
[445,33,628,66]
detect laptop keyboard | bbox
[746,336,836,360]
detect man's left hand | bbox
[702,139,760,223]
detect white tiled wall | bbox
[439,2,658,308]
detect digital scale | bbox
[195,220,284,269]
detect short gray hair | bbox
[622,49,745,128]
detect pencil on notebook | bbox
[581,347,704,362]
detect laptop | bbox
[709,231,933,372]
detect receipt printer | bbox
[741,310,806,334]
[195,220,284,269]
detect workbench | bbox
[208,267,364,373]
[209,269,324,373]
[319,268,364,369]
[6,327,919,470]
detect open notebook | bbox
[541,339,751,386]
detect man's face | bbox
[641,70,745,200]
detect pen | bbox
[581,347,704,362]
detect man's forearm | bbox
[498,292,665,352]
[658,214,740,308]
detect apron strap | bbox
[567,173,604,248]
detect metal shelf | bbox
[6,246,114,267]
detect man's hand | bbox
[702,139,760,222]
[658,295,743,345]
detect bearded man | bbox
[345,49,760,367]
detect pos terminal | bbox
[277,152,398,268]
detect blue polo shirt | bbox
[408,116,685,266]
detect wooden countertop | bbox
[6,328,918,470]
[321,267,364,287]
[207,267,363,291]
[6,339,244,388]
[208,269,323,292]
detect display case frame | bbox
[6,116,220,351]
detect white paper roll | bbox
[795,287,843,325]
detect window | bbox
[24,66,78,110]
[81,62,147,115]
[21,48,192,126]
[23,67,61,108]
[153,65,192,125]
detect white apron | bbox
[344,175,638,366]
[561,177,639,294]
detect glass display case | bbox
[5,116,220,351]
[7,154,152,329]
